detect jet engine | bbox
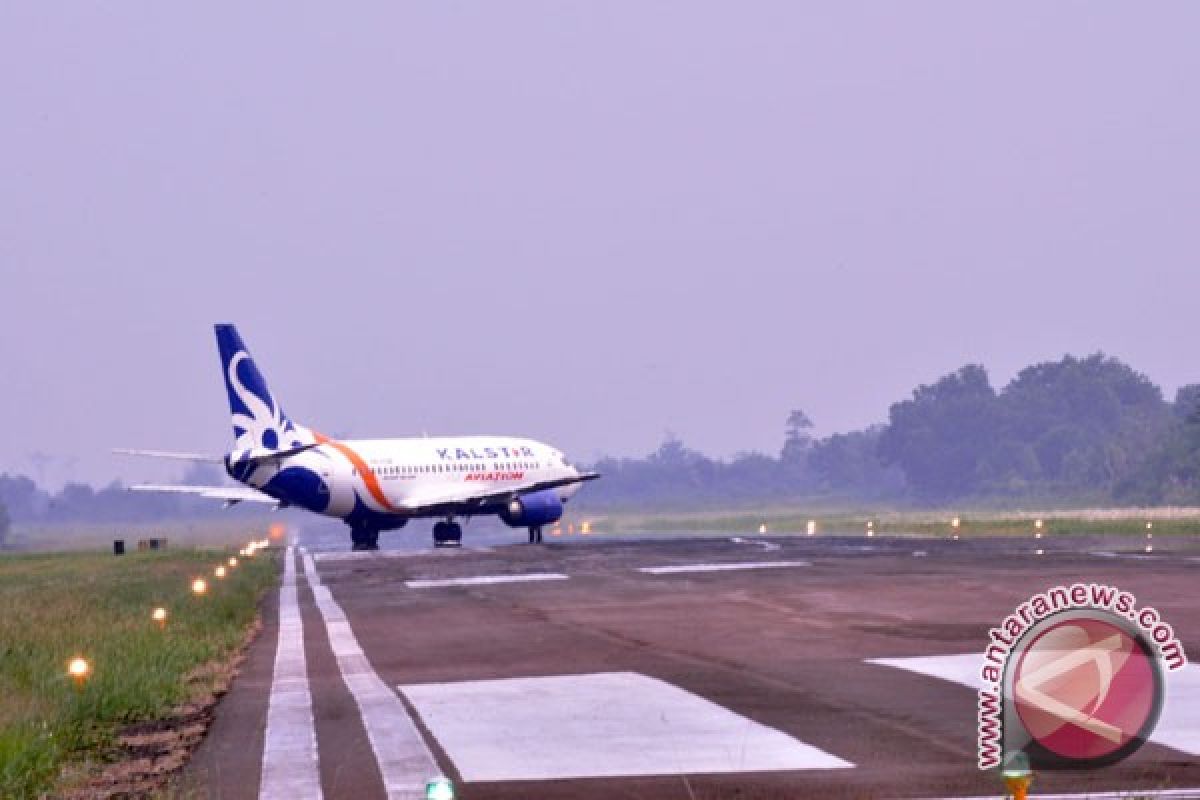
[500,489,564,528]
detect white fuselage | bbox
[241,434,581,521]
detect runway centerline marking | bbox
[301,549,441,800]
[868,654,1200,755]
[405,572,568,589]
[259,547,322,800]
[637,560,810,575]
[400,671,852,781]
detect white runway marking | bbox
[405,572,568,589]
[400,671,852,781]
[638,560,810,575]
[927,789,1200,800]
[260,547,322,800]
[314,547,493,563]
[1088,551,1160,561]
[730,537,782,551]
[301,550,440,800]
[868,654,1200,755]
[867,654,982,691]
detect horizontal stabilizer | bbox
[129,484,279,507]
[114,448,223,463]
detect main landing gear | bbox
[528,526,543,544]
[433,519,463,548]
[350,528,380,551]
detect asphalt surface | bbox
[182,528,1200,799]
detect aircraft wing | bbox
[129,484,280,507]
[398,472,601,512]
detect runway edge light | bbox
[1001,751,1033,800]
[425,776,455,800]
[67,657,91,690]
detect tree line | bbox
[580,353,1200,509]
[0,463,259,545]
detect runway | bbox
[184,530,1200,799]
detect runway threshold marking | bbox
[399,671,852,782]
[300,550,441,800]
[638,560,810,575]
[259,547,323,800]
[405,572,568,589]
[925,789,1200,800]
[868,654,1200,755]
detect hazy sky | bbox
[2,4,1199,488]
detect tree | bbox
[1000,354,1168,491]
[809,426,905,497]
[877,365,1000,501]
[0,473,47,521]
[1116,384,1200,504]
[781,410,815,462]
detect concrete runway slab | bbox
[401,671,851,781]
[184,531,1200,799]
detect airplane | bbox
[120,324,599,550]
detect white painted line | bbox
[924,789,1200,800]
[400,671,852,781]
[260,547,322,800]
[314,547,493,563]
[868,654,1200,755]
[638,560,810,575]
[300,550,440,800]
[405,572,568,589]
[729,537,782,552]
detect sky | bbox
[2,4,1199,488]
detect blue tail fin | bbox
[215,324,312,451]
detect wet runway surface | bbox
[184,529,1200,799]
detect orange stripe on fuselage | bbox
[314,431,401,513]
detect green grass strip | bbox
[0,548,278,799]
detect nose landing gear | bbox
[433,519,463,547]
[528,526,543,544]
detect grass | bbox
[582,507,1200,537]
[0,546,279,799]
